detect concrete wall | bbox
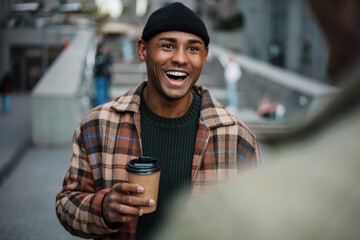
[31,29,95,146]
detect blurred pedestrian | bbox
[94,42,113,106]
[219,54,242,113]
[56,2,261,240]
[155,0,360,239]
[0,72,13,113]
[257,97,285,120]
[60,38,70,52]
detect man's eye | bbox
[188,46,199,52]
[162,44,173,49]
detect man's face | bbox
[137,31,209,101]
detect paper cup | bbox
[126,156,161,213]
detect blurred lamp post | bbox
[41,0,48,75]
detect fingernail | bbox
[137,186,144,192]
[139,209,144,216]
[149,199,155,206]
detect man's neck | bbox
[143,88,194,118]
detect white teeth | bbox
[166,71,188,77]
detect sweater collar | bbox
[110,81,237,129]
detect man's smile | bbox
[165,70,189,80]
[164,70,190,86]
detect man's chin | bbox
[164,91,190,101]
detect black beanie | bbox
[141,2,210,46]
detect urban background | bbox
[0,0,339,239]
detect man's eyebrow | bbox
[158,37,203,45]
[158,37,176,42]
[188,39,202,45]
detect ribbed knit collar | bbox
[140,91,201,128]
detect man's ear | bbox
[137,39,147,61]
[203,46,209,64]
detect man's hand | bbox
[102,183,155,224]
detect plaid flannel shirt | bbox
[56,81,261,239]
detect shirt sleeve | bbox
[55,123,119,238]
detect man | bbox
[94,42,113,106]
[56,2,261,240]
[218,54,242,112]
[0,72,13,113]
[156,0,360,239]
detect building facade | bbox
[237,0,329,82]
[195,0,329,83]
[0,0,96,91]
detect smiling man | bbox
[138,31,207,117]
[56,2,261,240]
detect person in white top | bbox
[219,54,242,113]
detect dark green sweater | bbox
[136,92,201,240]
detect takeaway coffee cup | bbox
[126,156,161,213]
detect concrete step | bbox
[112,62,146,74]
[111,73,146,86]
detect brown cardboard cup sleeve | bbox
[126,156,161,214]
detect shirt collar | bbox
[193,85,237,129]
[110,82,145,113]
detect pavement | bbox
[0,93,31,179]
[0,93,80,240]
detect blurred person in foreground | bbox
[156,0,360,239]
[55,2,261,240]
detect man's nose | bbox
[171,48,188,65]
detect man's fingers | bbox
[113,183,144,194]
[119,195,155,207]
[113,203,144,216]
[106,209,136,223]
[107,183,155,206]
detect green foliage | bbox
[214,12,245,31]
